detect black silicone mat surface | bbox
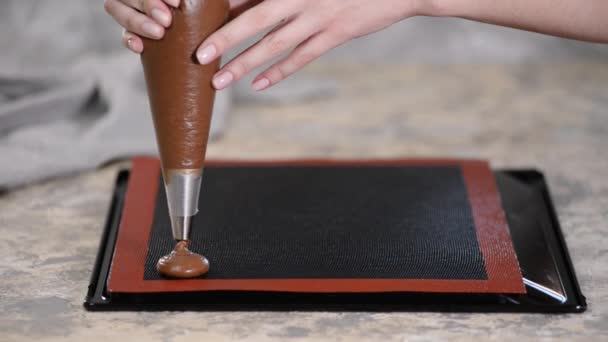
[144,166,486,280]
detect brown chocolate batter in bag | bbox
[141,0,229,170]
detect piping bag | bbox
[141,0,229,242]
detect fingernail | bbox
[252,78,270,91]
[165,0,180,7]
[151,8,170,27]
[197,45,217,64]
[213,71,234,90]
[126,37,135,50]
[142,22,163,38]
[128,39,143,54]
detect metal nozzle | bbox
[162,168,203,241]
[170,215,192,241]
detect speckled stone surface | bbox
[1,63,607,341]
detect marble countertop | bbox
[1,63,607,341]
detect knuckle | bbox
[264,33,288,55]
[291,51,315,69]
[249,10,271,26]
[273,65,287,81]
[212,31,231,50]
[332,30,350,41]
[328,26,354,41]
[228,60,249,78]
[125,16,138,30]
[143,0,156,13]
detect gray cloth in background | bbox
[0,2,184,188]
[0,54,154,189]
[0,53,236,189]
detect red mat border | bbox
[107,157,525,294]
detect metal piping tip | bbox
[170,215,192,241]
[163,168,203,241]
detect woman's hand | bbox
[105,0,608,92]
[104,0,175,53]
[103,0,262,54]
[104,0,421,91]
[198,0,421,91]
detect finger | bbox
[213,17,317,90]
[252,31,343,91]
[122,30,144,53]
[120,0,173,27]
[196,0,299,64]
[104,0,165,39]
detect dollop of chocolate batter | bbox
[157,241,210,278]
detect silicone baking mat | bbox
[107,158,524,294]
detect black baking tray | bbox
[84,168,586,312]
